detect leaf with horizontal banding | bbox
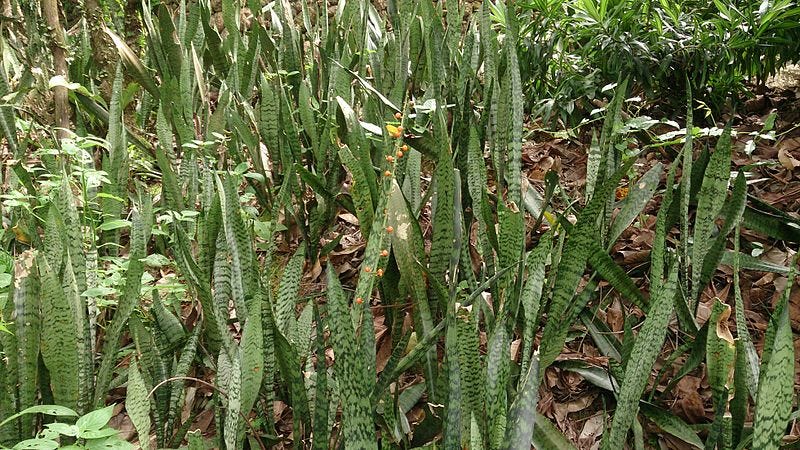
[275,245,305,337]
[217,349,242,450]
[691,125,732,303]
[753,267,795,450]
[39,255,79,410]
[486,321,509,448]
[601,261,678,449]
[325,265,377,449]
[539,157,636,371]
[698,171,747,290]
[503,351,540,449]
[457,305,486,444]
[166,323,201,440]
[238,298,264,443]
[386,179,437,392]
[10,250,39,438]
[95,204,152,407]
[127,359,151,450]
[338,144,375,236]
[429,149,455,297]
[520,233,552,378]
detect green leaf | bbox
[532,412,578,450]
[586,132,601,202]
[275,246,305,337]
[95,204,152,407]
[104,28,160,99]
[12,439,59,450]
[0,405,78,431]
[217,350,242,450]
[601,261,678,449]
[539,158,636,371]
[486,321,509,447]
[698,172,747,293]
[326,265,377,448]
[503,352,540,449]
[587,241,648,310]
[76,405,115,434]
[732,227,760,399]
[752,265,796,449]
[386,179,437,391]
[338,144,375,236]
[640,403,703,449]
[608,163,663,245]
[520,233,552,377]
[456,305,486,443]
[429,156,456,296]
[39,256,80,410]
[238,303,264,434]
[691,125,732,303]
[705,299,735,398]
[126,360,151,450]
[10,250,40,437]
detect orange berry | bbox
[386,226,394,233]
[396,150,404,158]
[380,249,389,257]
[364,266,372,273]
[394,112,402,120]
[385,155,394,163]
[401,145,408,151]
[355,297,364,304]
[376,269,384,277]
[384,170,392,177]
[397,126,404,133]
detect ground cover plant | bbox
[0,0,798,448]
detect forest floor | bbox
[299,76,800,448]
[95,74,800,448]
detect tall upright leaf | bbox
[326,266,377,449]
[691,126,732,304]
[752,262,796,449]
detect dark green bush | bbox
[512,0,800,124]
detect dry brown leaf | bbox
[339,213,360,225]
[606,299,624,332]
[578,415,605,449]
[553,393,596,426]
[674,376,707,423]
[779,143,800,170]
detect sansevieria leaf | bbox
[127,359,152,450]
[39,256,79,410]
[601,261,678,449]
[602,157,680,448]
[503,351,540,449]
[691,125,732,303]
[752,262,796,450]
[539,157,635,371]
[326,265,377,449]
